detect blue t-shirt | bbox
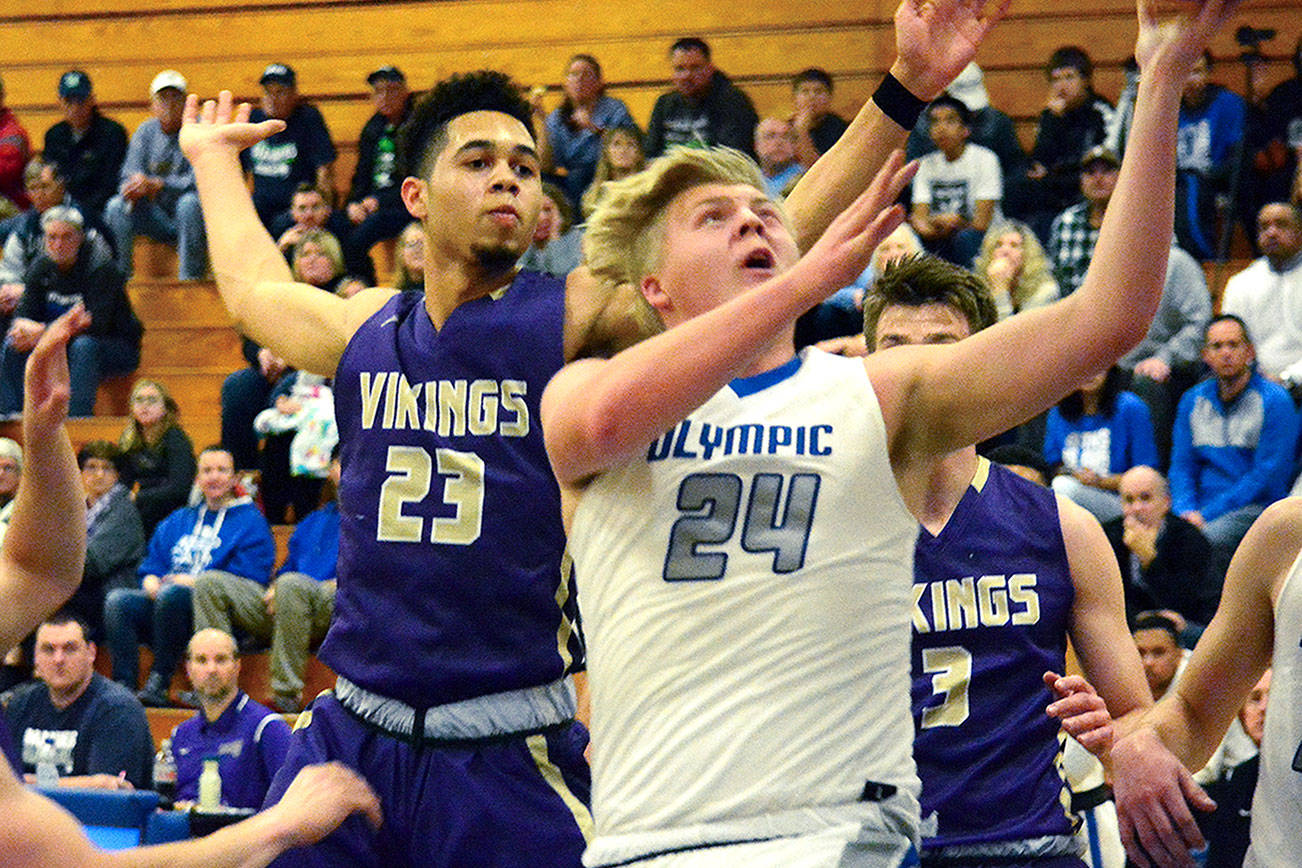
[172,692,291,809]
[1043,390,1158,476]
[4,674,153,788]
[545,95,636,207]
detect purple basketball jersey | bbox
[321,274,581,708]
[911,460,1076,851]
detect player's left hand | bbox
[266,761,382,848]
[1043,671,1114,757]
[788,150,916,300]
[23,304,90,438]
[891,0,1011,100]
[1111,726,1215,868]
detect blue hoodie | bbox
[139,496,275,585]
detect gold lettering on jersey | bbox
[394,375,421,430]
[355,372,530,437]
[360,372,387,429]
[912,574,1040,633]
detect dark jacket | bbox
[348,99,412,210]
[646,70,759,158]
[120,425,196,537]
[42,112,129,217]
[1103,512,1220,627]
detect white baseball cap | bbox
[150,70,187,96]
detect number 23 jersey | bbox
[570,349,920,842]
[323,277,580,709]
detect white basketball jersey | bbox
[1245,549,1302,868]
[570,350,920,863]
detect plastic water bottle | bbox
[197,756,222,810]
[153,738,177,808]
[34,738,58,788]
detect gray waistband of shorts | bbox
[334,675,576,742]
[923,834,1082,861]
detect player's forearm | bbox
[786,99,907,252]
[189,148,294,336]
[4,398,84,610]
[1072,72,1184,364]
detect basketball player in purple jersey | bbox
[178,2,1013,863]
[863,269,1152,867]
[0,307,382,868]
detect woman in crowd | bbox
[118,378,196,537]
[580,125,646,219]
[539,54,636,212]
[973,219,1059,320]
[291,229,365,298]
[65,440,145,640]
[389,221,424,292]
[1045,365,1159,523]
[799,223,924,352]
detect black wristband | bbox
[873,72,928,130]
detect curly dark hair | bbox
[862,253,997,348]
[396,70,535,180]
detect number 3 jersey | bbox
[569,350,920,858]
[322,276,581,709]
[911,457,1077,857]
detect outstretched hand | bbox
[892,0,1011,99]
[1111,727,1215,868]
[23,304,90,437]
[266,762,382,848]
[179,91,287,163]
[1043,671,1114,757]
[1134,0,1243,78]
[788,150,916,300]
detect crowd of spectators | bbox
[0,32,1296,833]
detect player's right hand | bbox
[268,762,382,848]
[1111,726,1215,868]
[180,91,287,161]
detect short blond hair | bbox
[583,146,774,308]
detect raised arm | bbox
[869,0,1241,463]
[1058,497,1153,733]
[785,0,1008,251]
[1108,497,1296,867]
[543,155,913,487]
[180,92,392,376]
[0,306,90,653]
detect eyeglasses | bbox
[131,394,164,406]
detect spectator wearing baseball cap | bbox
[43,70,127,223]
[104,69,208,281]
[342,65,414,283]
[244,63,336,233]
